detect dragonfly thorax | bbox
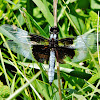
[49,34,58,48]
[49,26,59,48]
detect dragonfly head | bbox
[50,26,59,34]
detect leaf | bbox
[91,0,100,9]
[0,81,10,98]
[61,4,86,35]
[5,0,15,5]
[20,8,34,33]
[22,9,48,37]
[65,88,78,94]
[32,0,54,26]
[32,80,51,100]
[89,11,100,31]
[0,72,3,76]
[73,93,86,100]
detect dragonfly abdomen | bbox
[48,49,55,85]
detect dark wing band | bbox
[32,45,50,63]
[30,34,49,43]
[57,46,75,63]
[58,38,74,46]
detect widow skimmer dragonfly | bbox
[0,24,99,85]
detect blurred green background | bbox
[0,0,100,100]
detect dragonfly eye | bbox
[50,26,59,34]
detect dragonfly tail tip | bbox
[50,82,52,86]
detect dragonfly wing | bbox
[0,24,49,45]
[30,34,49,43]
[4,41,50,62]
[1,24,30,44]
[57,46,75,63]
[32,45,50,63]
[58,37,74,46]
[3,40,34,60]
[72,32,100,62]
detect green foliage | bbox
[0,0,100,100]
[0,81,10,98]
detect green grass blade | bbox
[5,0,15,5]
[22,8,48,37]
[6,61,42,100]
[32,0,54,26]
[0,49,10,89]
[0,33,18,68]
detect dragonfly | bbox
[0,24,99,85]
